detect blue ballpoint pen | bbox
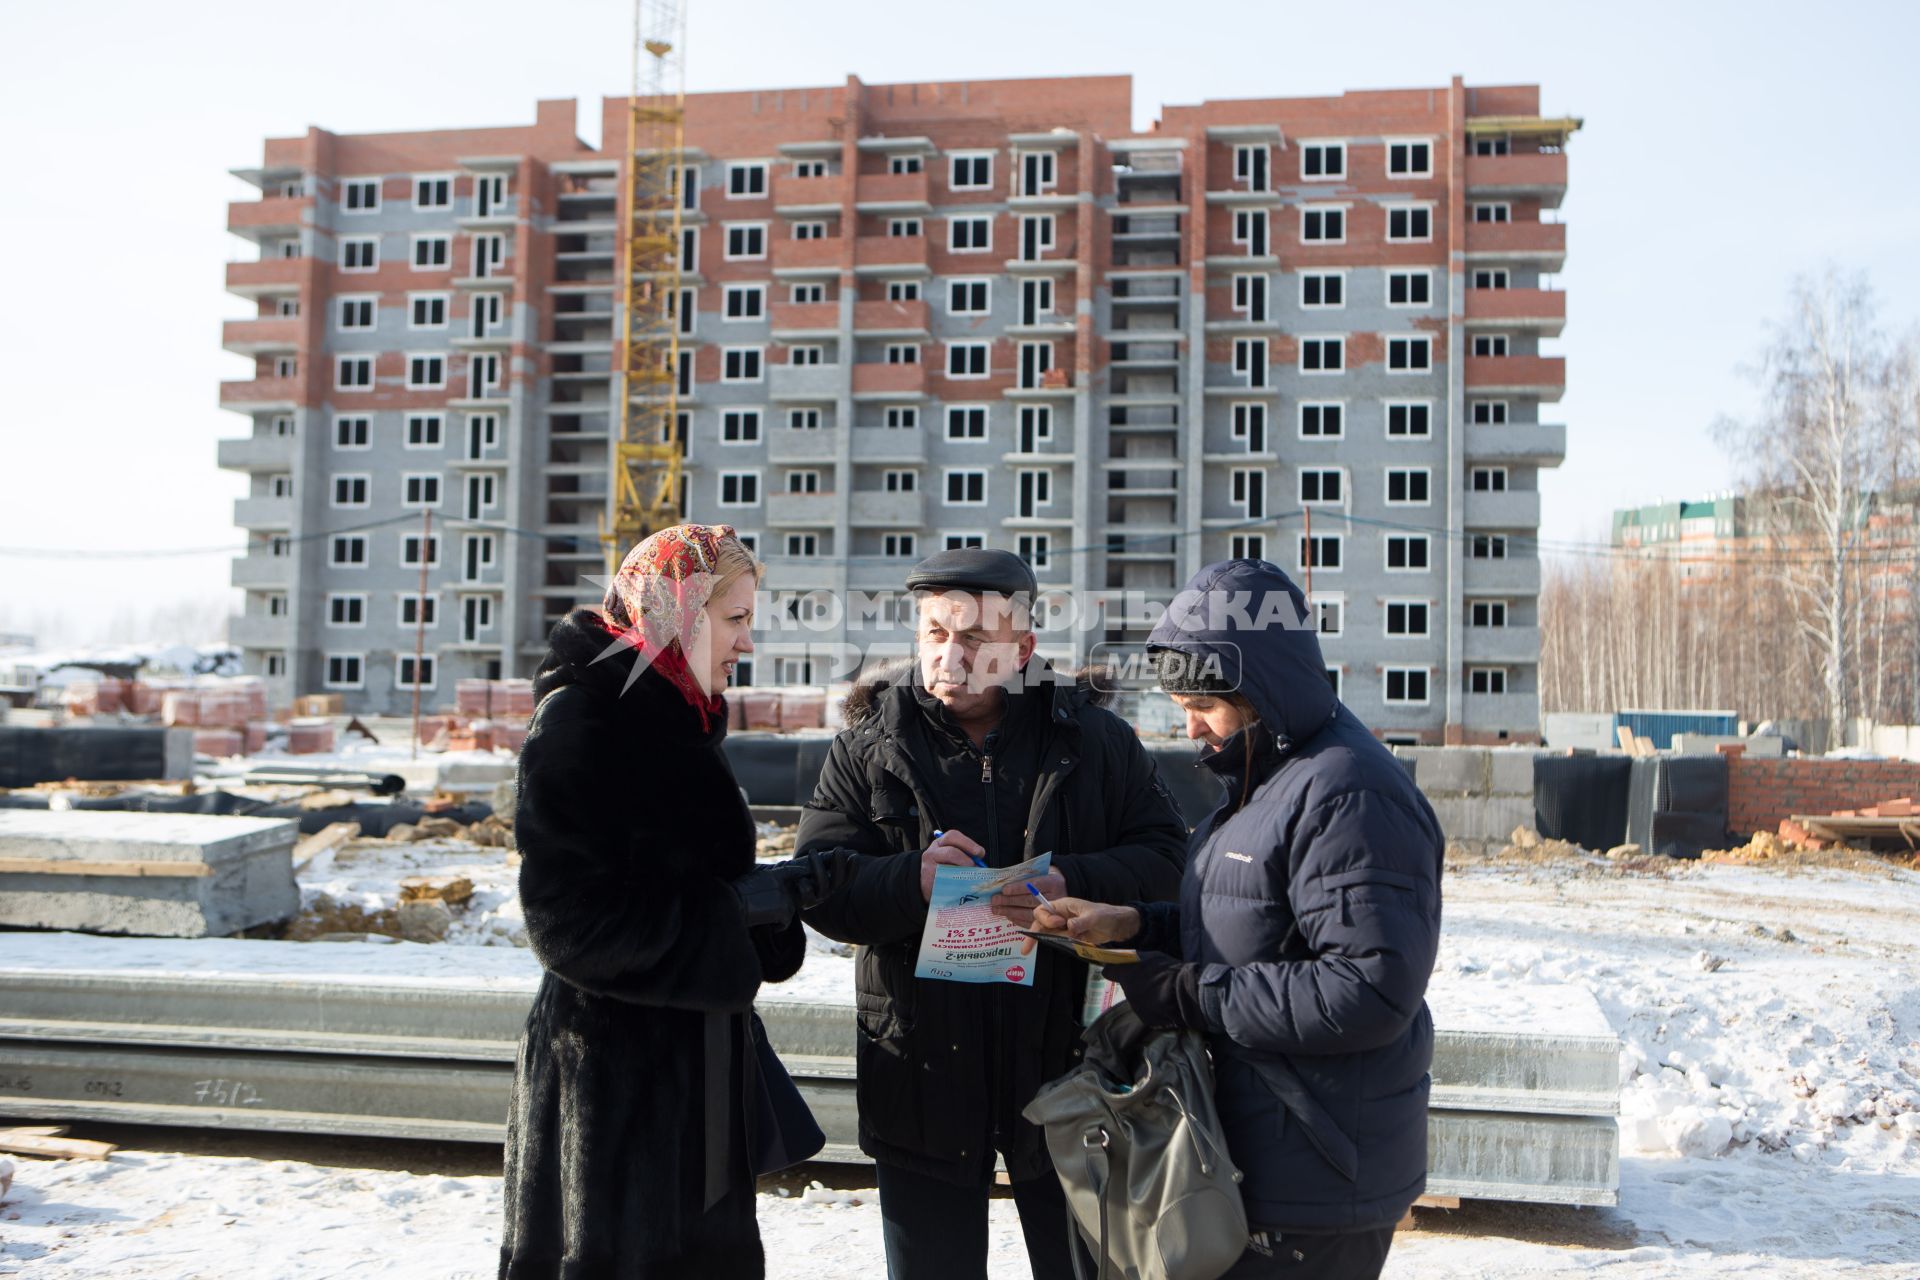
[932,829,987,868]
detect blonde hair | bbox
[711,531,765,599]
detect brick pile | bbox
[728,689,827,732]
[1779,796,1917,850]
[62,676,274,758]
[1726,757,1920,837]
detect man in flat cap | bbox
[799,549,1187,1280]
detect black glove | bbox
[1104,951,1207,1030]
[732,848,852,928]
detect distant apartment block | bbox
[219,76,1572,744]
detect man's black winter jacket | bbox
[798,661,1187,1185]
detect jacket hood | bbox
[840,657,1116,727]
[1146,558,1337,748]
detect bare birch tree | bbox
[1715,269,1890,750]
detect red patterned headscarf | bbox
[597,523,739,731]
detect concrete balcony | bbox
[771,236,844,274]
[770,301,840,336]
[855,170,931,210]
[853,298,929,335]
[773,171,848,212]
[1465,489,1541,529]
[1465,422,1566,465]
[1464,288,1566,335]
[228,614,292,649]
[853,235,929,272]
[763,560,844,593]
[1465,152,1568,206]
[216,434,297,472]
[1463,556,1542,596]
[219,377,302,411]
[1464,625,1543,665]
[766,491,839,527]
[768,362,847,402]
[767,427,840,464]
[225,259,307,298]
[222,317,305,354]
[1461,691,1541,737]
[1465,356,1565,402]
[1464,221,1566,268]
[850,429,926,463]
[227,195,312,240]
[1005,242,1080,273]
[233,496,293,529]
[230,556,292,589]
[852,363,927,399]
[850,490,926,527]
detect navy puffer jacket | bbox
[1135,558,1444,1232]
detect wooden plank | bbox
[293,821,361,871]
[0,858,213,879]
[0,1130,116,1161]
[1616,726,1636,753]
[1397,1194,1462,1230]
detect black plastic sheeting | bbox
[1625,756,1730,859]
[1533,755,1633,852]
[0,726,184,788]
[0,788,492,837]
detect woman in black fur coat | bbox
[499,524,843,1280]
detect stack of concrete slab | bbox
[0,935,1618,1206]
[1396,747,1540,847]
[0,811,299,937]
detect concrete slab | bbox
[0,940,1620,1119]
[1487,749,1541,797]
[0,1039,1614,1205]
[0,811,299,938]
[1397,747,1490,795]
[1425,795,1535,844]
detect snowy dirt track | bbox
[3,855,1919,1278]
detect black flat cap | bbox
[905,548,1037,597]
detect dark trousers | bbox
[1218,1226,1395,1279]
[876,1161,1089,1280]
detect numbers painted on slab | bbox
[0,1075,31,1092]
[83,1079,126,1098]
[191,1078,264,1107]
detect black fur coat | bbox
[499,608,803,1280]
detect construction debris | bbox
[0,1128,115,1162]
[398,875,474,906]
[292,821,361,871]
[384,817,468,843]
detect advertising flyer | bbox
[913,851,1053,985]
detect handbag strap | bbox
[1074,1124,1111,1280]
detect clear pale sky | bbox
[3,0,1916,647]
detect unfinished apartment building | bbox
[218,76,1569,743]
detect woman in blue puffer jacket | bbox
[1034,558,1445,1280]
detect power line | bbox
[4,504,1914,573]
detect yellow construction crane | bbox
[604,0,689,571]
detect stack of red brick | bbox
[63,676,274,758]
[1779,796,1916,850]
[437,679,537,753]
[731,689,828,733]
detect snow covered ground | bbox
[4,853,1919,1277]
